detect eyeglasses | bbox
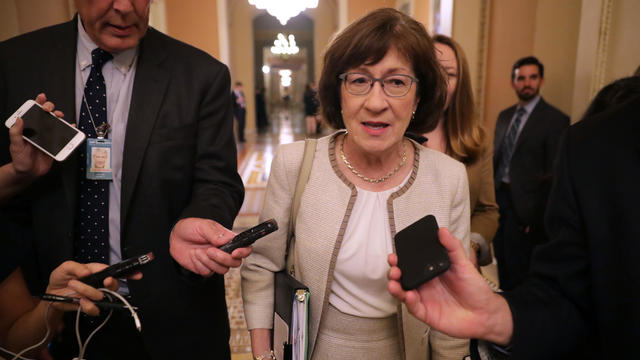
[338,72,419,97]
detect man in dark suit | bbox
[388,79,640,359]
[0,1,250,359]
[492,56,569,290]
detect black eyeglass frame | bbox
[338,72,419,97]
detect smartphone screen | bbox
[21,105,79,156]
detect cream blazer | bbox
[242,133,471,360]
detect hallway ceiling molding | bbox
[248,0,318,25]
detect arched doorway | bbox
[253,13,314,134]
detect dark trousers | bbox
[233,108,246,142]
[50,308,152,360]
[494,184,534,290]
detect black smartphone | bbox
[219,219,278,253]
[395,215,450,290]
[79,252,154,288]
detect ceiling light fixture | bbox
[249,0,318,25]
[279,69,292,87]
[270,33,299,55]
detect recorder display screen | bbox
[21,106,79,155]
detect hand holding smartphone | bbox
[5,99,85,161]
[395,215,451,290]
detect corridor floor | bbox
[226,106,309,360]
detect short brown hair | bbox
[511,56,544,80]
[319,8,446,133]
[433,34,486,164]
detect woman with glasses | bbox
[421,35,499,268]
[242,8,471,360]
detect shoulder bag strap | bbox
[285,138,317,274]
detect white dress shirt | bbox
[329,173,410,318]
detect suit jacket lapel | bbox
[494,106,516,155]
[49,18,80,222]
[120,29,169,232]
[513,98,546,155]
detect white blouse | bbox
[328,174,410,318]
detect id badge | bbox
[86,138,113,180]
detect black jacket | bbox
[503,95,640,359]
[494,98,569,241]
[0,17,244,359]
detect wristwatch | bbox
[255,350,276,360]
[470,241,480,255]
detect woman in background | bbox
[422,35,499,267]
[304,82,320,136]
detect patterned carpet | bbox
[226,145,268,356]
[226,266,252,354]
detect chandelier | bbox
[271,33,299,55]
[249,0,318,25]
[279,69,292,87]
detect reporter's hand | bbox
[9,93,62,179]
[387,228,514,345]
[169,217,253,277]
[45,261,121,316]
[468,244,479,269]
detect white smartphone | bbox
[4,99,86,161]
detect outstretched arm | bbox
[0,262,120,354]
[388,228,514,346]
[0,94,58,203]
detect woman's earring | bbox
[411,111,416,121]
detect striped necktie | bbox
[495,107,526,184]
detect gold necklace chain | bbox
[340,135,407,184]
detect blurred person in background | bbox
[418,34,499,269]
[256,86,269,133]
[304,82,320,136]
[232,81,247,143]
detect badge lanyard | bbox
[79,49,136,181]
[79,58,113,181]
[83,92,113,181]
[78,47,138,180]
